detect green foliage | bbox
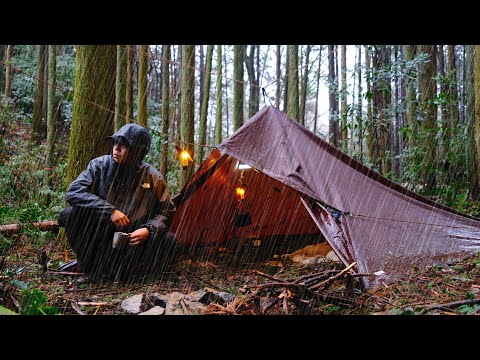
[458,304,480,314]
[19,287,60,315]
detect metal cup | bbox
[112,231,130,249]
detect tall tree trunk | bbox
[392,45,400,179]
[283,46,289,113]
[115,45,128,130]
[215,45,223,144]
[313,46,322,134]
[233,45,244,131]
[404,45,418,148]
[328,45,339,147]
[137,45,149,126]
[126,45,136,121]
[42,50,49,137]
[0,45,5,92]
[223,46,230,136]
[31,45,46,145]
[160,45,171,177]
[467,45,480,199]
[275,45,281,109]
[438,45,449,154]
[356,45,363,161]
[418,45,438,190]
[198,45,205,121]
[66,45,116,186]
[180,45,195,188]
[46,45,56,172]
[474,46,480,200]
[245,45,257,119]
[447,45,460,156]
[4,45,12,98]
[372,45,392,176]
[173,46,182,142]
[287,45,299,121]
[255,44,260,112]
[341,45,348,151]
[197,45,214,167]
[365,46,374,162]
[299,45,311,126]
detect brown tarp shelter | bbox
[171,106,480,288]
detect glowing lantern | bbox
[236,185,246,200]
[175,146,193,170]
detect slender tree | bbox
[233,45,244,131]
[404,45,418,148]
[365,46,375,162]
[114,45,128,130]
[313,46,322,134]
[328,45,339,146]
[223,46,230,136]
[198,45,205,119]
[466,45,479,199]
[283,47,289,113]
[372,45,392,176]
[275,45,281,109]
[46,45,56,172]
[299,45,311,126]
[126,45,135,121]
[287,45,299,121]
[160,45,171,177]
[356,45,363,161]
[197,45,214,167]
[66,45,116,185]
[473,46,480,199]
[417,45,438,190]
[392,45,400,179]
[215,45,223,144]
[137,45,148,126]
[438,45,448,147]
[4,45,12,98]
[245,45,259,119]
[0,45,5,92]
[31,45,46,145]
[341,45,348,151]
[180,45,195,187]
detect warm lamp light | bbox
[175,145,193,170]
[236,186,246,200]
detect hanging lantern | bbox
[176,146,193,170]
[235,185,246,200]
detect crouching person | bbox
[58,123,181,283]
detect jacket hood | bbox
[109,123,151,165]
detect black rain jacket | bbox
[65,123,175,235]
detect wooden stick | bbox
[422,298,480,312]
[0,220,59,235]
[252,270,289,283]
[308,262,357,291]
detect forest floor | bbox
[1,233,479,316]
[1,109,479,316]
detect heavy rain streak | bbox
[0,45,479,316]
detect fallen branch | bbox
[0,220,59,235]
[308,262,357,291]
[252,270,289,283]
[421,298,480,313]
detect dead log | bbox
[421,298,480,313]
[0,220,59,235]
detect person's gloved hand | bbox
[129,227,150,246]
[110,209,130,227]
